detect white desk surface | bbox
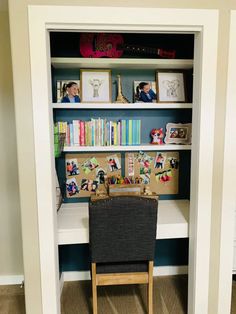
[57,199,189,245]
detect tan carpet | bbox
[0,285,25,314]
[0,276,236,313]
[61,275,188,314]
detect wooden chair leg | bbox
[148,261,154,314]
[92,263,98,314]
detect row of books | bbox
[54,119,142,146]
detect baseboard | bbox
[63,265,188,282]
[154,265,188,276]
[0,275,24,285]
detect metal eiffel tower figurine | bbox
[115,75,129,103]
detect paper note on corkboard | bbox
[125,151,179,195]
[65,152,121,198]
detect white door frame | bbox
[216,10,236,314]
[28,6,218,314]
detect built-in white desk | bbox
[57,199,189,245]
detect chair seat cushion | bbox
[96,261,148,274]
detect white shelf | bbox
[51,57,193,70]
[57,199,189,245]
[63,144,191,152]
[52,102,192,109]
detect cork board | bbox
[65,153,121,198]
[125,151,179,195]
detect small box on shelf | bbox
[109,184,142,196]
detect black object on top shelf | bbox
[50,32,194,59]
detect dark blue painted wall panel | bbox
[59,239,189,272]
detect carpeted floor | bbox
[0,276,235,313]
[61,275,188,314]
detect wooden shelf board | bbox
[52,103,193,109]
[57,199,189,245]
[51,57,193,69]
[63,144,191,152]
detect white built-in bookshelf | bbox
[53,53,193,241]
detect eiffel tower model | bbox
[115,75,129,103]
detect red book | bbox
[80,121,85,146]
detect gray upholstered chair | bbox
[89,196,158,314]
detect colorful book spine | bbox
[121,120,126,146]
[80,121,85,146]
[128,120,133,145]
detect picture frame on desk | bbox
[164,123,192,144]
[80,69,112,103]
[156,70,186,103]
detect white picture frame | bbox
[164,123,192,144]
[80,69,112,103]
[156,71,186,103]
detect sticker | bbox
[66,158,80,176]
[154,153,166,169]
[107,154,121,172]
[96,168,106,184]
[81,179,98,192]
[66,178,80,196]
[82,157,99,174]
[127,153,134,176]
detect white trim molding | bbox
[0,275,24,285]
[62,266,188,283]
[28,6,218,314]
[216,10,236,314]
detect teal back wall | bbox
[59,239,189,272]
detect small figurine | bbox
[150,128,164,145]
[143,186,152,196]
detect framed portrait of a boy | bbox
[156,70,186,103]
[80,69,112,103]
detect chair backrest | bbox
[89,196,158,264]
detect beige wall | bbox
[7,0,236,313]
[0,10,23,277]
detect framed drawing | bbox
[164,123,192,144]
[56,80,80,103]
[80,69,112,103]
[156,70,186,103]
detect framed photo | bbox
[80,69,112,103]
[56,80,80,103]
[164,123,192,144]
[133,81,157,102]
[156,71,186,103]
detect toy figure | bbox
[150,128,164,144]
[135,82,156,102]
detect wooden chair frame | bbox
[91,260,154,314]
